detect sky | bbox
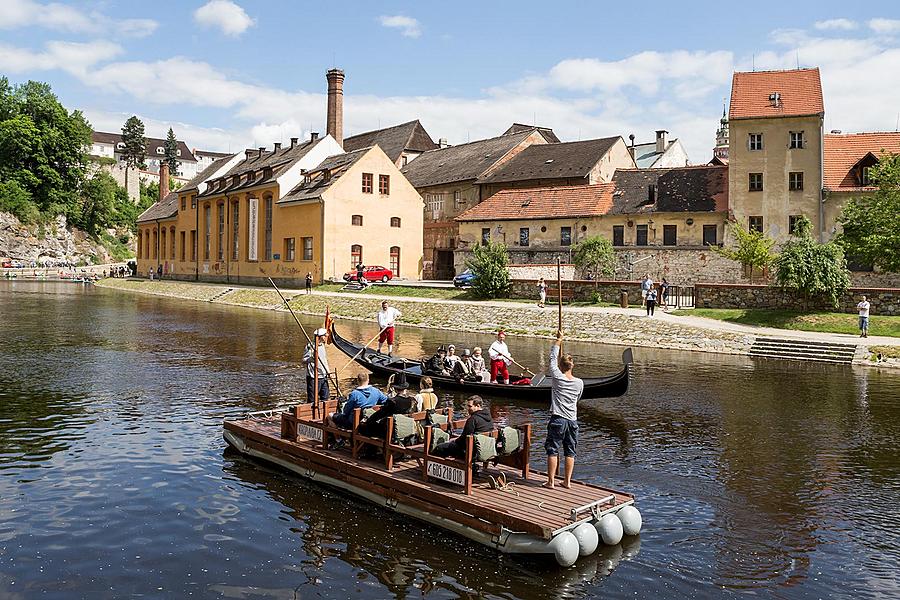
[1,0,899,163]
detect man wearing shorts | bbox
[376,300,402,355]
[544,330,584,489]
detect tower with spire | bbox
[714,102,729,160]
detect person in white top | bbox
[857,295,871,338]
[488,330,513,384]
[376,300,402,355]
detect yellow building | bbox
[727,68,825,242]
[136,140,423,285]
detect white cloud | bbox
[193,0,255,37]
[868,18,900,34]
[0,0,157,37]
[378,15,422,38]
[814,18,858,31]
[0,40,122,75]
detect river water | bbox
[1,281,898,599]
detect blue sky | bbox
[2,0,899,161]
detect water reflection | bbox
[1,281,899,599]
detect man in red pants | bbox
[488,330,512,384]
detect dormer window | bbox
[156,147,164,155]
[769,92,781,107]
[176,149,182,157]
[861,166,872,186]
[232,175,240,187]
[116,142,125,150]
[263,167,272,179]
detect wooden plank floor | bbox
[227,417,633,539]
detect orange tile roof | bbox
[455,184,615,222]
[729,68,824,120]
[824,132,900,190]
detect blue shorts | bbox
[545,415,578,457]
[331,412,353,429]
[859,316,869,330]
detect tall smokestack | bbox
[326,68,345,148]
[159,162,169,202]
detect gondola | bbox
[331,324,632,401]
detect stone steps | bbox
[749,337,857,364]
[208,287,234,302]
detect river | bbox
[1,280,898,599]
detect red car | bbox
[343,265,393,283]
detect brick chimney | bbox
[159,162,169,201]
[655,130,668,154]
[326,68,345,147]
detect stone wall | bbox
[508,263,576,280]
[696,283,899,315]
[510,278,644,305]
[0,212,124,264]
[849,269,900,289]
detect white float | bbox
[548,531,580,567]
[572,522,599,556]
[595,513,623,546]
[616,505,643,536]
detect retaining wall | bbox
[695,283,899,315]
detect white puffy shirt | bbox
[489,340,510,364]
[377,307,401,328]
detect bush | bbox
[465,240,510,299]
[0,180,41,223]
[774,216,850,308]
[573,236,615,279]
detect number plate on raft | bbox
[297,423,323,442]
[427,462,465,486]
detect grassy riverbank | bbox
[674,308,900,338]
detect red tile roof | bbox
[824,132,900,190]
[455,184,615,222]
[729,68,824,120]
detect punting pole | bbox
[557,258,563,351]
[337,326,388,375]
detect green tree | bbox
[774,215,850,308]
[837,152,900,272]
[163,127,180,175]
[573,235,615,279]
[465,239,510,299]
[0,78,91,218]
[0,179,40,223]
[76,171,118,235]
[713,221,776,282]
[120,116,146,190]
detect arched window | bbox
[390,246,400,278]
[170,226,176,259]
[390,217,401,228]
[351,215,363,226]
[160,229,166,261]
[264,195,273,261]
[350,244,362,269]
[137,231,142,259]
[152,229,158,259]
[145,229,150,259]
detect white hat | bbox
[314,328,327,337]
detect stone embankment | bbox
[97,278,754,356]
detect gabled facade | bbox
[628,130,690,168]
[91,131,199,178]
[343,120,438,168]
[727,68,825,242]
[401,128,549,278]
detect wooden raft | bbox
[225,414,634,540]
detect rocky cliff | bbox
[0,212,131,264]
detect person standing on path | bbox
[660,278,670,310]
[303,328,330,403]
[376,300,402,355]
[305,272,312,294]
[857,295,871,338]
[488,330,513,384]
[537,277,547,308]
[544,330,583,489]
[641,274,653,307]
[646,286,657,317]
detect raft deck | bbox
[224,414,634,542]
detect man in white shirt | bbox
[857,295,871,338]
[376,300,402,355]
[488,330,513,384]
[303,328,330,403]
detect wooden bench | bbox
[383,409,454,470]
[546,286,576,305]
[418,422,533,495]
[280,400,339,441]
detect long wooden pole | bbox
[557,258,563,333]
[338,326,388,374]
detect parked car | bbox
[343,265,393,283]
[453,269,477,288]
[1,260,12,269]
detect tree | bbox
[163,127,180,175]
[713,221,776,282]
[76,171,118,235]
[0,78,91,218]
[121,116,146,190]
[774,216,850,309]
[837,152,900,272]
[573,235,615,280]
[0,180,40,223]
[465,239,510,299]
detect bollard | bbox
[620,290,628,308]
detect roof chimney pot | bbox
[274,142,282,151]
[655,130,668,154]
[258,146,265,158]
[310,132,319,141]
[245,149,254,160]
[290,137,298,148]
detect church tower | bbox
[714,102,729,159]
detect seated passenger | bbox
[358,373,415,439]
[470,347,489,382]
[325,372,387,430]
[444,345,461,370]
[424,347,449,376]
[431,395,493,458]
[415,376,438,412]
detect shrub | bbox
[774,216,850,308]
[465,240,510,299]
[573,235,615,279]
